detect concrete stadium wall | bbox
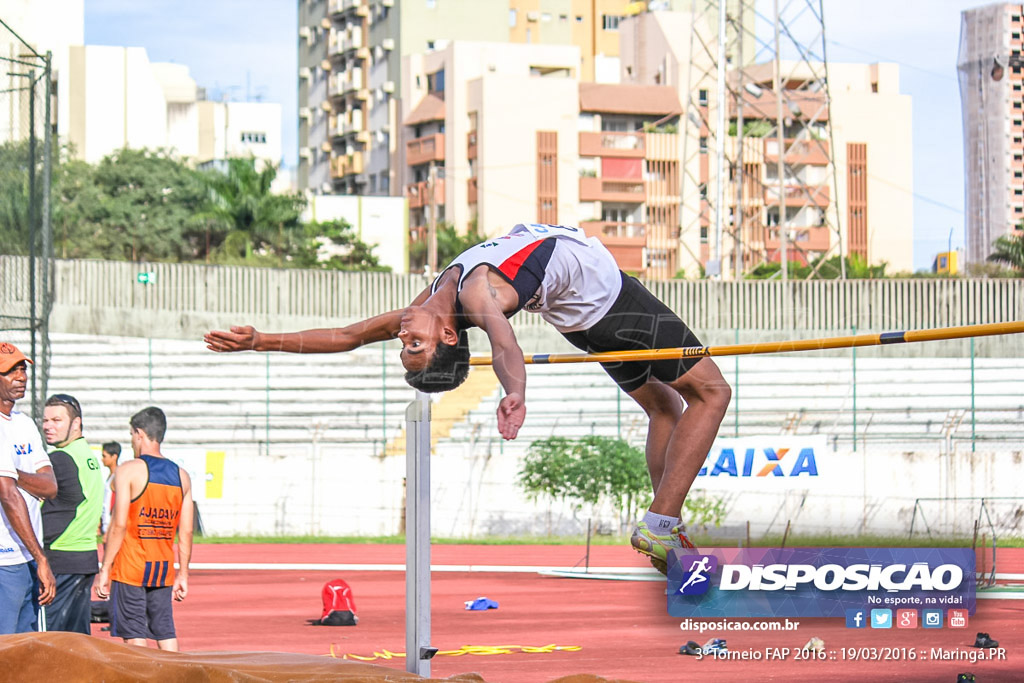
[185,442,1024,540]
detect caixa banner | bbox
[694,437,828,491]
[666,548,976,618]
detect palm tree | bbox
[198,158,306,264]
[987,231,1024,273]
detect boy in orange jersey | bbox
[96,407,193,651]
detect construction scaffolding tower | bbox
[0,18,53,422]
[678,0,844,289]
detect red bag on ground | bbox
[310,578,358,626]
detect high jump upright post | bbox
[405,391,435,675]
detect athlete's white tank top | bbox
[431,223,622,333]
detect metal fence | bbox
[0,19,53,420]
[2,255,1022,332]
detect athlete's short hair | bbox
[130,406,167,443]
[102,441,122,457]
[404,329,470,393]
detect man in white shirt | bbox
[0,343,57,633]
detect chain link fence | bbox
[0,18,52,421]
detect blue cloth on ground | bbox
[464,597,499,610]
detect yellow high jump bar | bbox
[468,321,1024,366]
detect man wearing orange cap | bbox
[0,343,57,633]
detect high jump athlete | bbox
[205,222,730,572]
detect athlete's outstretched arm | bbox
[205,285,432,354]
[459,284,526,440]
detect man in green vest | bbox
[39,394,103,634]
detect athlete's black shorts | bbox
[560,271,704,393]
[110,581,176,641]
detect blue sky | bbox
[85,0,983,272]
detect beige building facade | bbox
[620,10,914,276]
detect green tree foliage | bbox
[0,139,48,256]
[987,231,1024,274]
[197,158,307,266]
[51,148,208,261]
[518,436,651,533]
[408,222,482,273]
[296,219,391,272]
[745,253,887,280]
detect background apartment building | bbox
[620,10,914,276]
[958,2,1024,265]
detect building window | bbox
[698,182,707,199]
[698,89,708,105]
[509,9,516,27]
[575,15,583,23]
[426,0,436,8]
[602,15,621,30]
[427,68,445,93]
[241,131,267,144]
[699,136,708,153]
[426,40,435,51]
[700,226,708,242]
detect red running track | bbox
[90,544,1023,682]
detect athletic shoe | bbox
[630,522,698,575]
[972,632,999,648]
[701,638,727,654]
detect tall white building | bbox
[958,2,1024,265]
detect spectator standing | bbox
[40,393,104,634]
[96,407,193,651]
[99,441,121,538]
[0,343,56,633]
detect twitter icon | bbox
[870,609,892,629]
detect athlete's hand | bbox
[204,325,260,353]
[36,558,56,606]
[172,573,188,602]
[497,393,525,440]
[95,565,111,600]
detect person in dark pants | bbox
[40,393,104,634]
[206,223,731,574]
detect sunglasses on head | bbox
[49,393,82,419]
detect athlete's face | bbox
[398,307,444,372]
[43,404,79,447]
[0,361,28,408]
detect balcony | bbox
[763,225,831,252]
[329,0,368,16]
[329,68,367,99]
[467,177,477,204]
[731,88,829,122]
[331,152,365,178]
[406,133,445,166]
[579,176,646,203]
[406,179,446,209]
[579,131,645,158]
[580,221,646,272]
[764,138,830,166]
[764,183,830,208]
[580,221,647,244]
[467,131,477,160]
[330,108,364,138]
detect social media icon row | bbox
[845,608,968,629]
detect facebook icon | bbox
[845,609,867,629]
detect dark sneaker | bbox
[972,632,999,648]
